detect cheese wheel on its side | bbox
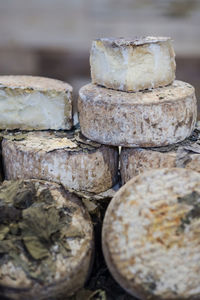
[102,168,200,300]
[0,75,73,130]
[2,130,119,194]
[90,37,175,92]
[120,127,200,184]
[0,179,93,300]
[78,81,197,147]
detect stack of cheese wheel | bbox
[0,75,119,299]
[78,36,197,180]
[78,37,200,299]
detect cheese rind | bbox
[0,179,93,300]
[120,127,200,184]
[78,81,197,147]
[102,168,200,299]
[90,37,176,92]
[2,130,119,194]
[0,75,73,130]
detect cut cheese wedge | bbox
[78,81,197,147]
[2,130,119,194]
[102,168,200,300]
[120,126,200,184]
[0,179,93,300]
[90,37,176,92]
[0,75,73,130]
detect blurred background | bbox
[0,0,200,117]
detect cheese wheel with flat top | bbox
[120,125,200,184]
[78,81,197,147]
[90,36,176,92]
[102,168,200,299]
[0,75,73,130]
[2,130,119,194]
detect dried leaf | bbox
[23,236,49,260]
[0,225,9,240]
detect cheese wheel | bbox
[120,127,200,184]
[102,168,200,300]
[0,75,72,130]
[90,37,176,92]
[78,81,197,147]
[2,130,119,194]
[0,179,93,300]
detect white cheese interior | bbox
[91,40,175,91]
[0,89,71,130]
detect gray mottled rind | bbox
[78,81,197,147]
[102,168,200,299]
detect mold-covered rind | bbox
[120,127,200,183]
[102,168,200,299]
[78,81,197,147]
[2,130,119,194]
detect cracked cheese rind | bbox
[0,179,93,300]
[102,168,200,300]
[78,81,197,147]
[90,37,176,92]
[2,130,119,194]
[120,127,200,184]
[0,75,73,130]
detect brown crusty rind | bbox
[102,168,200,299]
[2,130,119,194]
[90,37,175,92]
[78,81,197,147]
[0,179,94,300]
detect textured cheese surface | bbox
[0,75,72,130]
[2,131,119,194]
[78,81,197,147]
[90,37,175,92]
[103,168,200,299]
[120,127,200,183]
[0,179,93,300]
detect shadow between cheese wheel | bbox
[102,168,200,300]
[2,129,119,194]
[0,179,94,300]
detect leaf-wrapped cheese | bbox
[0,179,93,300]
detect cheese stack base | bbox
[78,81,197,147]
[2,130,119,194]
[120,126,200,184]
